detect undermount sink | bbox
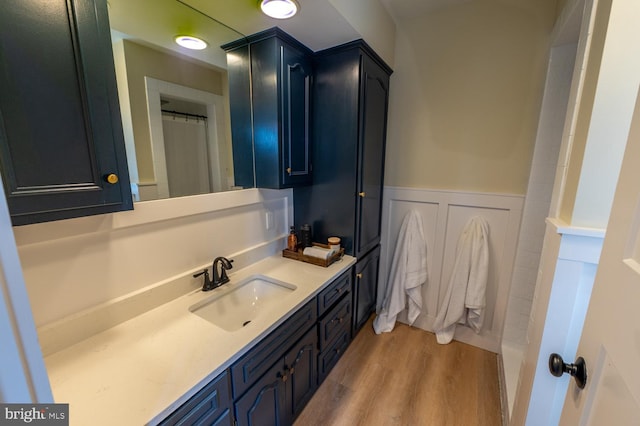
[189,274,297,331]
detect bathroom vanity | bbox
[43,254,356,425]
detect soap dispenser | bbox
[300,224,312,248]
[287,226,298,251]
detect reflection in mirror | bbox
[106,0,251,201]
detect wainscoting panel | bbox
[378,187,524,352]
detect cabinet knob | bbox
[356,273,363,279]
[104,173,119,185]
[286,167,292,175]
[359,191,366,198]
[277,371,288,383]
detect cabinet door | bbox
[0,0,132,225]
[239,29,312,190]
[353,246,381,334]
[160,371,231,426]
[284,327,317,419]
[234,361,287,426]
[280,44,312,187]
[231,299,316,399]
[355,55,389,258]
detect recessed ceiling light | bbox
[174,35,208,50]
[260,0,298,19]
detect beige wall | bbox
[385,0,557,194]
[121,40,225,184]
[329,0,396,67]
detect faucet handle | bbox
[193,269,214,291]
[193,269,208,279]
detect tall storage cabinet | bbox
[294,40,392,335]
[0,0,132,225]
[223,28,313,189]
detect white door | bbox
[557,88,640,423]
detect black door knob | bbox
[548,353,587,389]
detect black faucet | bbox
[193,257,234,291]
[212,256,234,287]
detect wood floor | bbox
[295,316,502,426]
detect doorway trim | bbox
[144,77,228,199]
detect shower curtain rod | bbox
[161,109,208,120]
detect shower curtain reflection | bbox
[161,110,211,198]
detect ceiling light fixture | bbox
[174,35,208,50]
[260,0,298,19]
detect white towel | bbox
[302,246,336,260]
[373,210,428,334]
[433,216,489,344]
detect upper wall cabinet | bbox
[223,28,313,189]
[0,0,132,225]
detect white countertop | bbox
[44,254,356,426]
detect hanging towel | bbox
[433,216,489,344]
[373,210,428,334]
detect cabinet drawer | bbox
[231,299,317,399]
[160,370,231,426]
[318,293,352,350]
[317,271,351,317]
[317,330,351,383]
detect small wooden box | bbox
[282,242,344,267]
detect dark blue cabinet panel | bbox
[159,370,232,426]
[231,299,316,399]
[234,326,317,426]
[318,294,352,350]
[285,327,317,418]
[223,28,312,189]
[356,55,389,258]
[226,44,255,189]
[0,0,132,225]
[316,271,351,317]
[234,360,287,426]
[317,329,350,384]
[353,246,381,334]
[281,44,312,187]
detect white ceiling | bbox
[107,0,364,69]
[108,0,556,69]
[380,0,473,20]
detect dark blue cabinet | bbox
[234,326,317,426]
[0,0,132,225]
[293,41,391,259]
[223,28,312,189]
[293,41,391,335]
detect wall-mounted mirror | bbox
[107,0,250,201]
